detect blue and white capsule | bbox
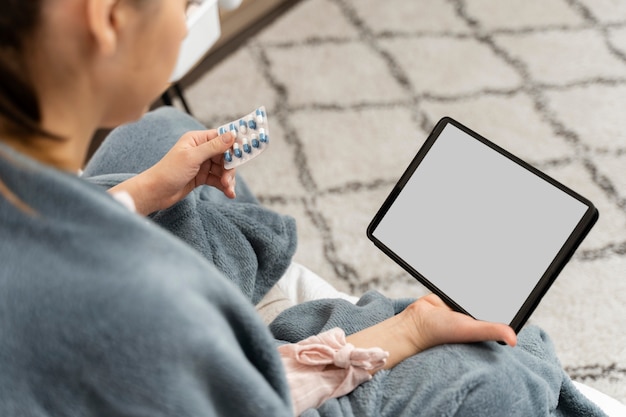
[224,150,233,163]
[218,126,228,135]
[242,138,252,153]
[229,123,238,138]
[259,128,268,143]
[238,119,248,134]
[248,118,257,131]
[233,143,243,158]
[250,134,260,148]
[255,108,265,124]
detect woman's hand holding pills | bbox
[108,129,237,216]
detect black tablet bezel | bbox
[367,117,598,332]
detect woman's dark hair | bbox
[0,0,55,138]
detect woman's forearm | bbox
[108,169,162,216]
[345,295,517,374]
[345,309,418,372]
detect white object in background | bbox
[572,381,626,417]
[276,262,359,305]
[170,0,221,83]
[218,0,243,10]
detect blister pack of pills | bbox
[218,106,270,170]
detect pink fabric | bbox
[278,327,388,416]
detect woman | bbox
[0,0,605,415]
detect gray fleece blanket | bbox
[87,172,294,306]
[83,107,605,416]
[271,293,606,416]
[0,140,294,416]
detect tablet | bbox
[367,117,598,332]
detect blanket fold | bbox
[87,172,297,305]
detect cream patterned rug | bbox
[185,0,626,404]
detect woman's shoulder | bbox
[0,158,247,332]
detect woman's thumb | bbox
[220,131,235,145]
[199,131,235,161]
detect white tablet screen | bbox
[370,122,589,324]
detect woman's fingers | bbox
[452,317,517,347]
[183,130,237,198]
[193,130,235,164]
